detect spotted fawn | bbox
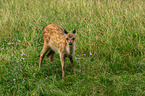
[39,24,76,78]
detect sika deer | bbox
[39,24,76,78]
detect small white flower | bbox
[18,40,21,42]
[21,53,25,56]
[7,43,13,45]
[90,52,92,55]
[21,58,25,60]
[7,43,12,45]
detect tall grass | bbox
[0,0,145,95]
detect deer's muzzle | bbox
[69,42,72,46]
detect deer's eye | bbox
[73,38,75,40]
[66,38,69,40]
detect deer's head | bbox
[64,29,76,47]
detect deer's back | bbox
[42,24,66,52]
[42,24,64,37]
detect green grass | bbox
[0,0,145,95]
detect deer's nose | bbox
[69,42,72,45]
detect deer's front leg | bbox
[69,56,75,74]
[60,53,66,78]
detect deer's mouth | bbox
[69,44,72,47]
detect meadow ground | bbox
[0,0,145,95]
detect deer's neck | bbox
[66,44,75,56]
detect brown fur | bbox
[39,24,76,78]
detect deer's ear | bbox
[73,28,76,34]
[64,29,68,34]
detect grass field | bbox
[0,0,145,95]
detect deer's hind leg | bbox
[39,41,49,70]
[47,50,55,62]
